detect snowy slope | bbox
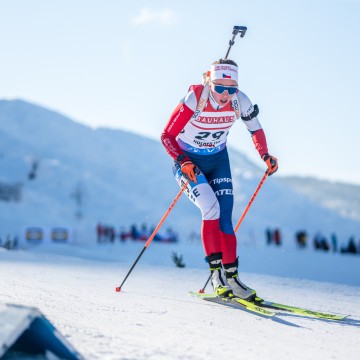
[278,176,360,222]
[0,242,359,360]
[1,99,359,247]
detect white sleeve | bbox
[183,89,197,112]
[237,90,262,132]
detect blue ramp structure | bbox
[0,303,82,359]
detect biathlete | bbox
[161,59,278,299]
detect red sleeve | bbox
[251,129,268,157]
[161,102,194,161]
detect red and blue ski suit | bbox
[161,84,268,264]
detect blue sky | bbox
[1,0,359,185]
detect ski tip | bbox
[199,289,205,293]
[115,287,121,292]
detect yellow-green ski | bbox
[189,291,277,318]
[252,297,349,320]
[190,292,349,321]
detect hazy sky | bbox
[1,0,359,185]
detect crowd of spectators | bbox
[265,228,360,255]
[294,230,360,254]
[96,223,178,244]
[0,235,18,250]
[265,228,282,246]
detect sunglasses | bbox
[212,84,238,95]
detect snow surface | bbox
[1,241,359,360]
[1,99,360,359]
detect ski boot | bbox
[206,253,233,298]
[223,258,256,300]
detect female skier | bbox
[161,59,278,299]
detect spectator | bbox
[139,223,149,241]
[320,237,330,252]
[130,224,140,240]
[331,233,337,252]
[110,227,116,243]
[341,237,357,254]
[273,228,281,246]
[313,232,323,250]
[266,228,272,245]
[119,227,128,242]
[295,230,307,248]
[96,223,103,243]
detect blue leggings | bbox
[173,147,235,235]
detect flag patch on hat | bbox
[222,74,231,79]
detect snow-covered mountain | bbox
[278,176,360,222]
[1,99,359,245]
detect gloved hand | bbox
[181,160,199,183]
[262,153,278,176]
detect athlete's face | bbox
[210,79,238,106]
